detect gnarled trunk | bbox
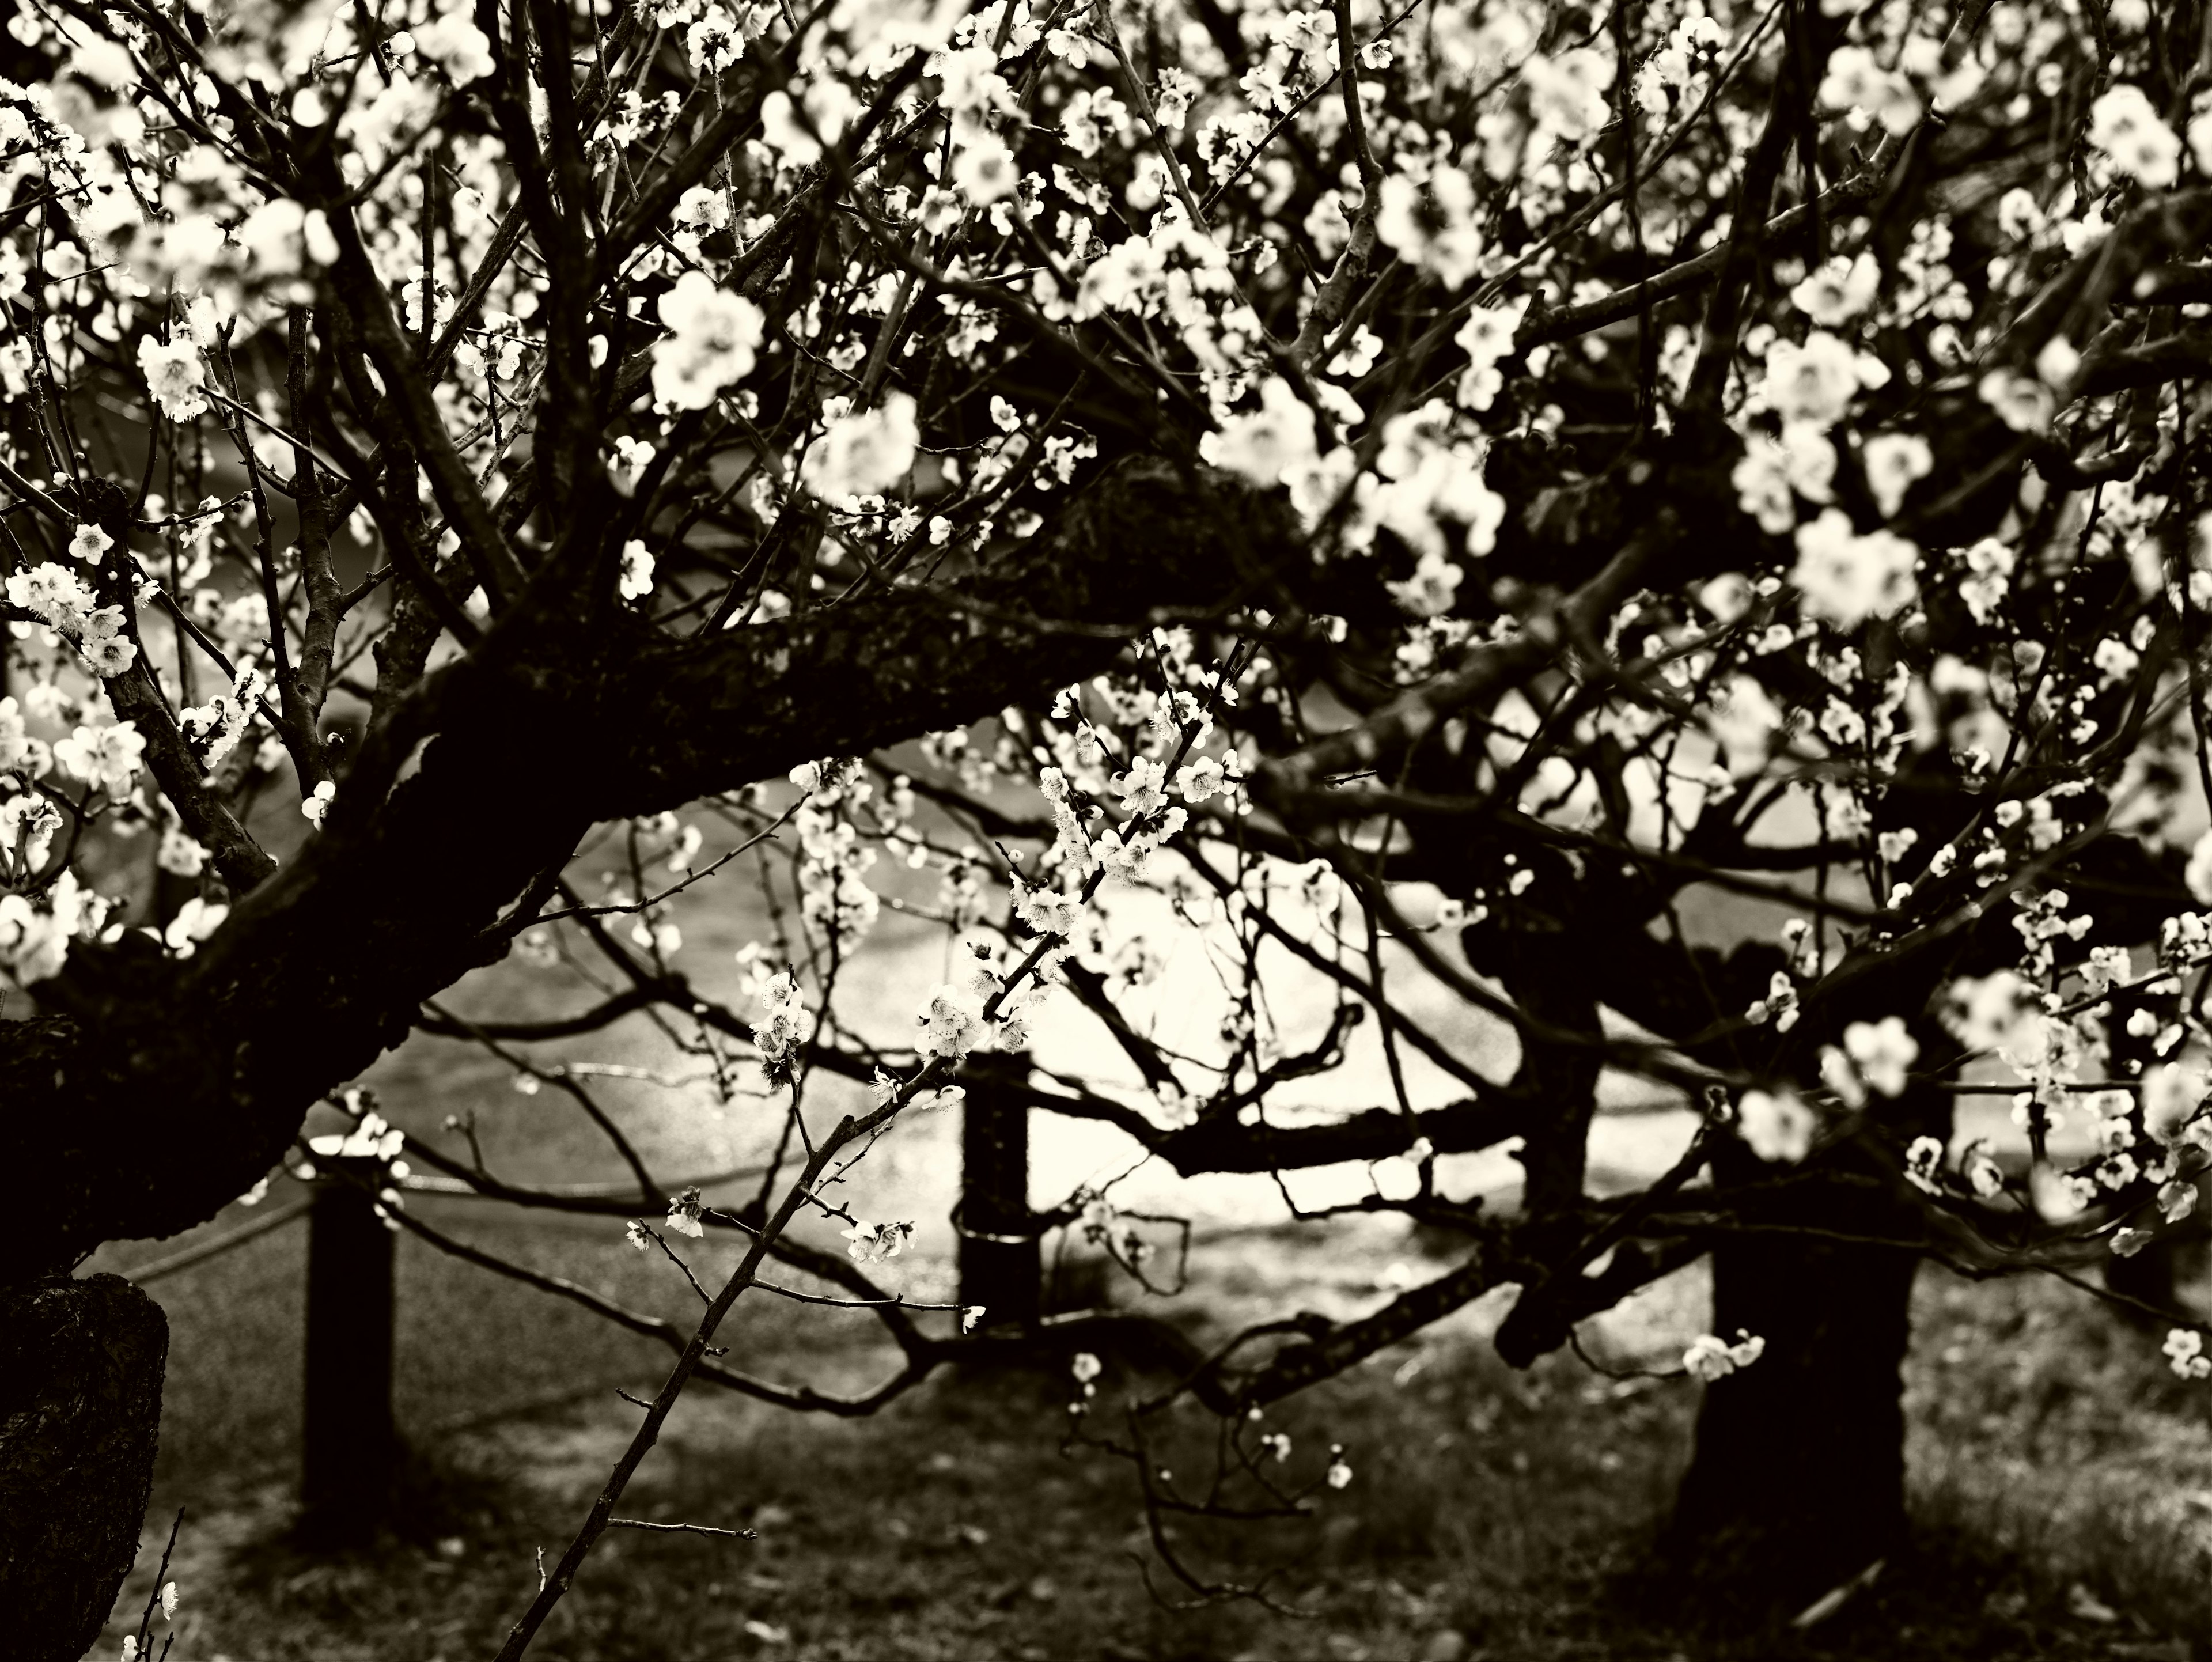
[1656,979,1957,1616]
[1,1275,168,1662]
[1670,1171,1918,1608]
[1668,1066,1947,1614]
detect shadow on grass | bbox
[116,1320,2206,1661]
[97,1215,2212,1661]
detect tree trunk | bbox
[1668,1148,1920,1611]
[0,1274,168,1662]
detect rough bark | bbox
[1586,892,1965,1604]
[1,1275,168,1662]
[1671,1182,1916,1606]
[1668,1088,1943,1611]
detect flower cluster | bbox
[1682,1331,1767,1383]
[751,971,816,1084]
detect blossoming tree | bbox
[7,0,2212,1649]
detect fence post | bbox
[299,1165,395,1545]
[959,1055,1039,1328]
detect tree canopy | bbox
[9,0,2212,1648]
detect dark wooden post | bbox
[959,1055,1039,1328]
[299,1167,395,1545]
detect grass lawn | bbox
[88,1188,2212,1662]
[72,813,2212,1660]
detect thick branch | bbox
[0,461,1291,1278]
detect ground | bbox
[83,1188,2212,1661]
[71,810,2212,1660]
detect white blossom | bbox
[1963,1141,2006,1198]
[751,971,816,1080]
[1524,47,1614,140]
[162,897,228,956]
[666,1188,706,1239]
[0,698,38,778]
[950,133,1018,203]
[619,540,656,601]
[1791,509,1918,627]
[1904,1134,1945,1194]
[1819,46,1919,135]
[652,271,765,410]
[608,435,656,494]
[916,982,984,1061]
[843,1218,912,1261]
[138,334,209,421]
[1758,332,1874,429]
[2089,84,2180,188]
[414,10,495,83]
[1979,369,2055,433]
[1200,377,1319,488]
[1844,1016,1918,1097]
[1862,433,1933,517]
[801,393,919,498]
[1376,165,1483,289]
[2165,1327,2211,1380]
[1736,1088,1815,1163]
[1683,1330,1767,1381]
[1790,253,1880,325]
[54,721,145,794]
[761,80,859,167]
